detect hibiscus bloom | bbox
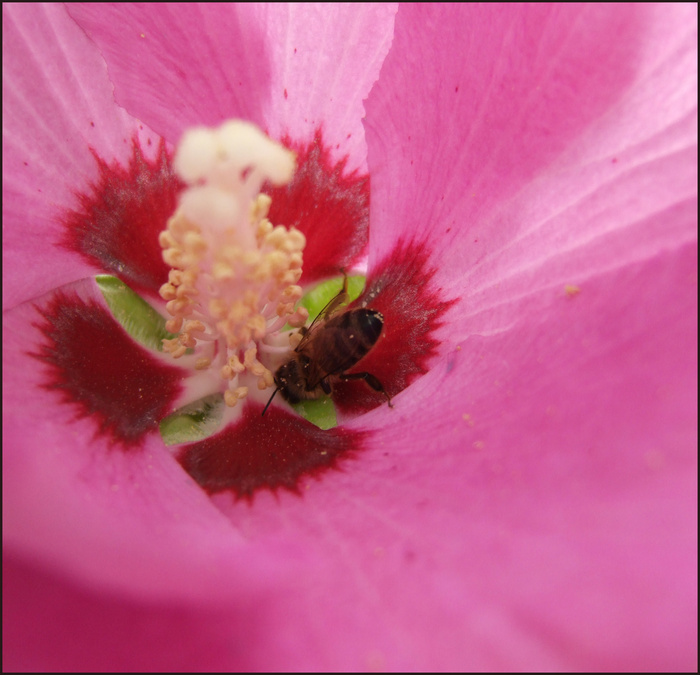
[3,3,697,671]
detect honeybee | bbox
[262,274,393,415]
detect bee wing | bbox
[295,281,350,352]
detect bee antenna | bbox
[262,387,280,416]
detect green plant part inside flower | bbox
[159,394,225,446]
[96,275,177,352]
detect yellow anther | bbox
[158,231,177,249]
[176,283,198,298]
[265,227,289,249]
[245,264,268,282]
[258,370,274,389]
[249,361,266,377]
[287,228,306,250]
[228,354,245,373]
[183,231,207,254]
[250,260,272,281]
[195,357,211,370]
[182,269,199,286]
[179,333,197,349]
[168,269,183,285]
[165,317,183,333]
[162,337,178,352]
[241,250,262,267]
[172,345,188,358]
[242,289,259,308]
[184,320,206,333]
[208,298,228,319]
[243,347,259,368]
[212,261,235,281]
[228,300,251,323]
[163,248,184,268]
[277,302,294,317]
[224,386,249,407]
[288,307,309,328]
[168,212,197,236]
[166,298,193,316]
[256,218,273,240]
[221,245,241,263]
[281,285,303,302]
[227,326,251,346]
[281,269,302,284]
[250,193,271,222]
[159,283,177,301]
[247,314,267,339]
[264,250,288,275]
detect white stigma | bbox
[159,120,308,407]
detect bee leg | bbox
[262,387,280,416]
[320,378,332,395]
[324,273,350,317]
[338,372,393,408]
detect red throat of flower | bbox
[39,121,451,498]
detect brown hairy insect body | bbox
[262,276,393,415]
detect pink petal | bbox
[4,4,696,671]
[340,3,696,668]
[3,553,281,671]
[209,242,696,670]
[364,5,697,348]
[354,3,696,416]
[68,4,397,171]
[2,4,162,309]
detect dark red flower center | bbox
[35,127,451,498]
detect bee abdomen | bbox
[351,309,384,347]
[316,308,384,376]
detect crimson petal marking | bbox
[333,240,456,415]
[265,129,370,284]
[178,403,367,498]
[63,130,368,295]
[62,139,181,299]
[32,289,185,447]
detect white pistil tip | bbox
[172,127,219,183]
[161,120,306,407]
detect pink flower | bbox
[3,4,696,671]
